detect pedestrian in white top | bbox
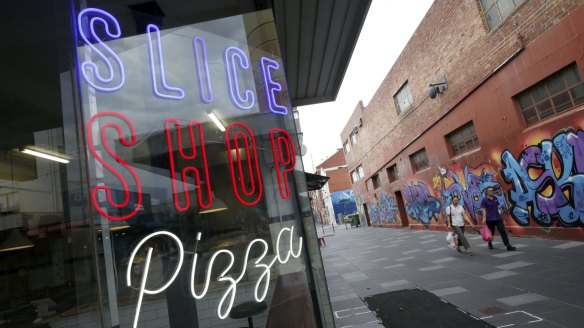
[446,196,473,256]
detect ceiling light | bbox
[199,192,228,214]
[21,148,69,164]
[0,229,35,252]
[207,112,226,132]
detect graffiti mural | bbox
[368,191,400,225]
[331,189,358,220]
[438,164,507,224]
[403,181,441,227]
[501,128,584,227]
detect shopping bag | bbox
[446,232,456,248]
[481,225,493,241]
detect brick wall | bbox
[341,0,584,238]
[344,0,584,178]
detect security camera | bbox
[428,86,438,99]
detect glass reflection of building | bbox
[0,1,369,327]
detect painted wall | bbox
[396,125,584,241]
[367,191,401,226]
[346,6,584,240]
[331,189,358,221]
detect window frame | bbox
[514,64,584,126]
[357,165,364,179]
[445,121,481,157]
[409,148,430,173]
[387,164,399,183]
[351,165,364,183]
[479,0,527,31]
[371,173,380,190]
[343,140,351,153]
[394,81,413,114]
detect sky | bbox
[298,0,434,172]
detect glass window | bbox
[357,165,365,179]
[516,64,584,125]
[479,0,526,30]
[351,170,358,183]
[409,149,430,172]
[344,140,351,153]
[394,82,413,114]
[445,121,481,156]
[371,174,380,190]
[31,2,330,328]
[0,1,101,327]
[387,165,399,183]
[351,132,357,146]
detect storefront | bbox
[0,1,369,327]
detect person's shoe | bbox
[506,245,517,251]
[488,242,494,250]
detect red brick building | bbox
[342,0,584,239]
[312,149,358,224]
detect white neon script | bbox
[126,227,303,328]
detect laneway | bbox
[319,226,584,327]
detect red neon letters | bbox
[88,115,297,220]
[164,118,212,211]
[270,128,296,199]
[88,112,143,221]
[226,123,263,206]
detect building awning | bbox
[305,172,329,191]
[112,0,372,107]
[272,0,372,107]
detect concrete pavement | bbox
[319,225,584,327]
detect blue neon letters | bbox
[147,24,185,100]
[261,57,288,115]
[77,8,125,92]
[224,47,255,110]
[77,8,289,115]
[193,36,214,104]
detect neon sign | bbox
[146,24,185,100]
[77,8,125,92]
[126,226,303,328]
[193,36,213,104]
[87,112,143,221]
[89,114,297,220]
[77,8,288,115]
[224,47,256,110]
[164,118,212,211]
[226,122,263,206]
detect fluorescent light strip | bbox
[22,148,69,164]
[207,113,226,132]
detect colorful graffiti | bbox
[438,164,507,224]
[331,189,358,220]
[368,191,400,225]
[403,181,441,227]
[501,128,584,227]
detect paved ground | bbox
[318,225,584,328]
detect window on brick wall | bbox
[344,140,351,153]
[350,132,357,145]
[387,164,399,183]
[446,121,480,156]
[357,165,364,179]
[409,148,429,172]
[515,64,584,126]
[371,174,380,190]
[479,0,526,30]
[351,165,364,183]
[394,81,413,114]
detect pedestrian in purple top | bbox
[480,187,516,251]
